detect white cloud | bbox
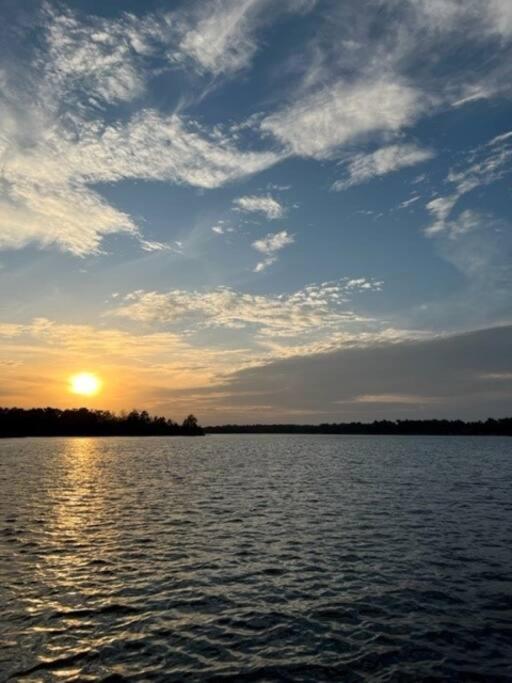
[253,258,276,272]
[0,181,137,256]
[272,0,512,155]
[178,0,263,75]
[452,85,496,108]
[233,194,285,219]
[488,0,512,37]
[425,132,512,236]
[261,79,424,159]
[139,239,175,252]
[426,209,486,242]
[480,372,512,381]
[447,135,512,195]
[109,278,384,347]
[2,1,510,259]
[0,3,282,258]
[333,144,434,190]
[425,195,460,235]
[355,393,437,404]
[399,194,421,209]
[444,210,482,238]
[176,0,316,76]
[43,5,171,106]
[252,230,294,254]
[252,230,294,271]
[76,111,281,189]
[408,0,512,39]
[345,277,383,291]
[0,3,301,256]
[0,107,280,254]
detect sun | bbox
[69,372,102,397]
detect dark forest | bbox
[0,408,204,437]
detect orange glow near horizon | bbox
[69,372,103,397]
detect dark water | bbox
[1,435,512,682]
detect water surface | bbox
[1,435,511,681]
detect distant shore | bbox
[2,408,511,437]
[205,418,512,437]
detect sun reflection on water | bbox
[51,438,104,532]
[36,439,121,610]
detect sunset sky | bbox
[1,0,512,423]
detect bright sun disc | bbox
[69,372,102,397]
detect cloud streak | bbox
[425,131,512,236]
[333,144,434,190]
[252,230,294,271]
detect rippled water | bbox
[1,435,512,681]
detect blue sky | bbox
[1,0,511,422]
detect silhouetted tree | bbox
[181,414,202,435]
[0,407,205,437]
[2,408,511,438]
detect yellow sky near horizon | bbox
[0,316,265,421]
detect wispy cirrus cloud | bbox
[3,0,512,260]
[0,107,281,254]
[257,0,512,175]
[407,0,512,39]
[333,144,434,190]
[261,79,425,159]
[176,0,316,76]
[425,131,512,236]
[252,230,294,271]
[0,4,283,256]
[177,0,263,76]
[398,194,421,210]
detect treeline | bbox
[0,408,204,437]
[205,418,512,436]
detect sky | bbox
[0,0,512,423]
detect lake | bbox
[1,435,511,681]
